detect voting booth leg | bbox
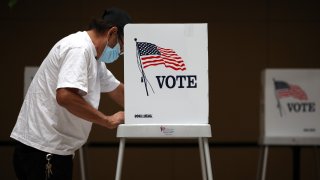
[258,146,269,180]
[199,138,208,180]
[256,146,263,180]
[79,147,87,180]
[203,138,213,180]
[199,137,213,180]
[115,138,126,180]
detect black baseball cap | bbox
[102,7,132,37]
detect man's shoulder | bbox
[56,31,94,54]
[60,31,88,47]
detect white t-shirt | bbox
[10,31,120,155]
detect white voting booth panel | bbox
[116,24,212,180]
[260,69,320,145]
[258,69,320,180]
[124,24,208,125]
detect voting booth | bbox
[260,69,320,145]
[258,69,320,180]
[115,24,212,180]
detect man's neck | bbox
[87,30,104,58]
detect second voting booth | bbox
[259,69,320,180]
[115,24,212,180]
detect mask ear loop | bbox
[105,26,116,49]
[118,33,124,56]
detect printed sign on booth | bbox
[260,69,320,145]
[124,24,209,124]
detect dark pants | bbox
[13,141,73,180]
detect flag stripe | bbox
[142,59,185,67]
[142,59,185,68]
[144,63,186,71]
[143,62,186,69]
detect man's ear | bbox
[107,26,118,37]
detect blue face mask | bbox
[98,43,121,64]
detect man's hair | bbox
[88,19,114,34]
[88,7,132,40]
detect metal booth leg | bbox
[199,137,208,180]
[79,147,87,180]
[256,146,263,180]
[199,137,213,180]
[203,137,213,180]
[261,146,269,180]
[115,138,126,180]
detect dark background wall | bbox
[1,0,320,179]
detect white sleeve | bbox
[56,47,89,95]
[99,63,120,93]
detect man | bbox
[10,7,132,180]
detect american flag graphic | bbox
[274,80,308,100]
[136,42,186,71]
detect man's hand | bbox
[104,111,124,129]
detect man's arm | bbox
[56,88,123,129]
[106,83,124,108]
